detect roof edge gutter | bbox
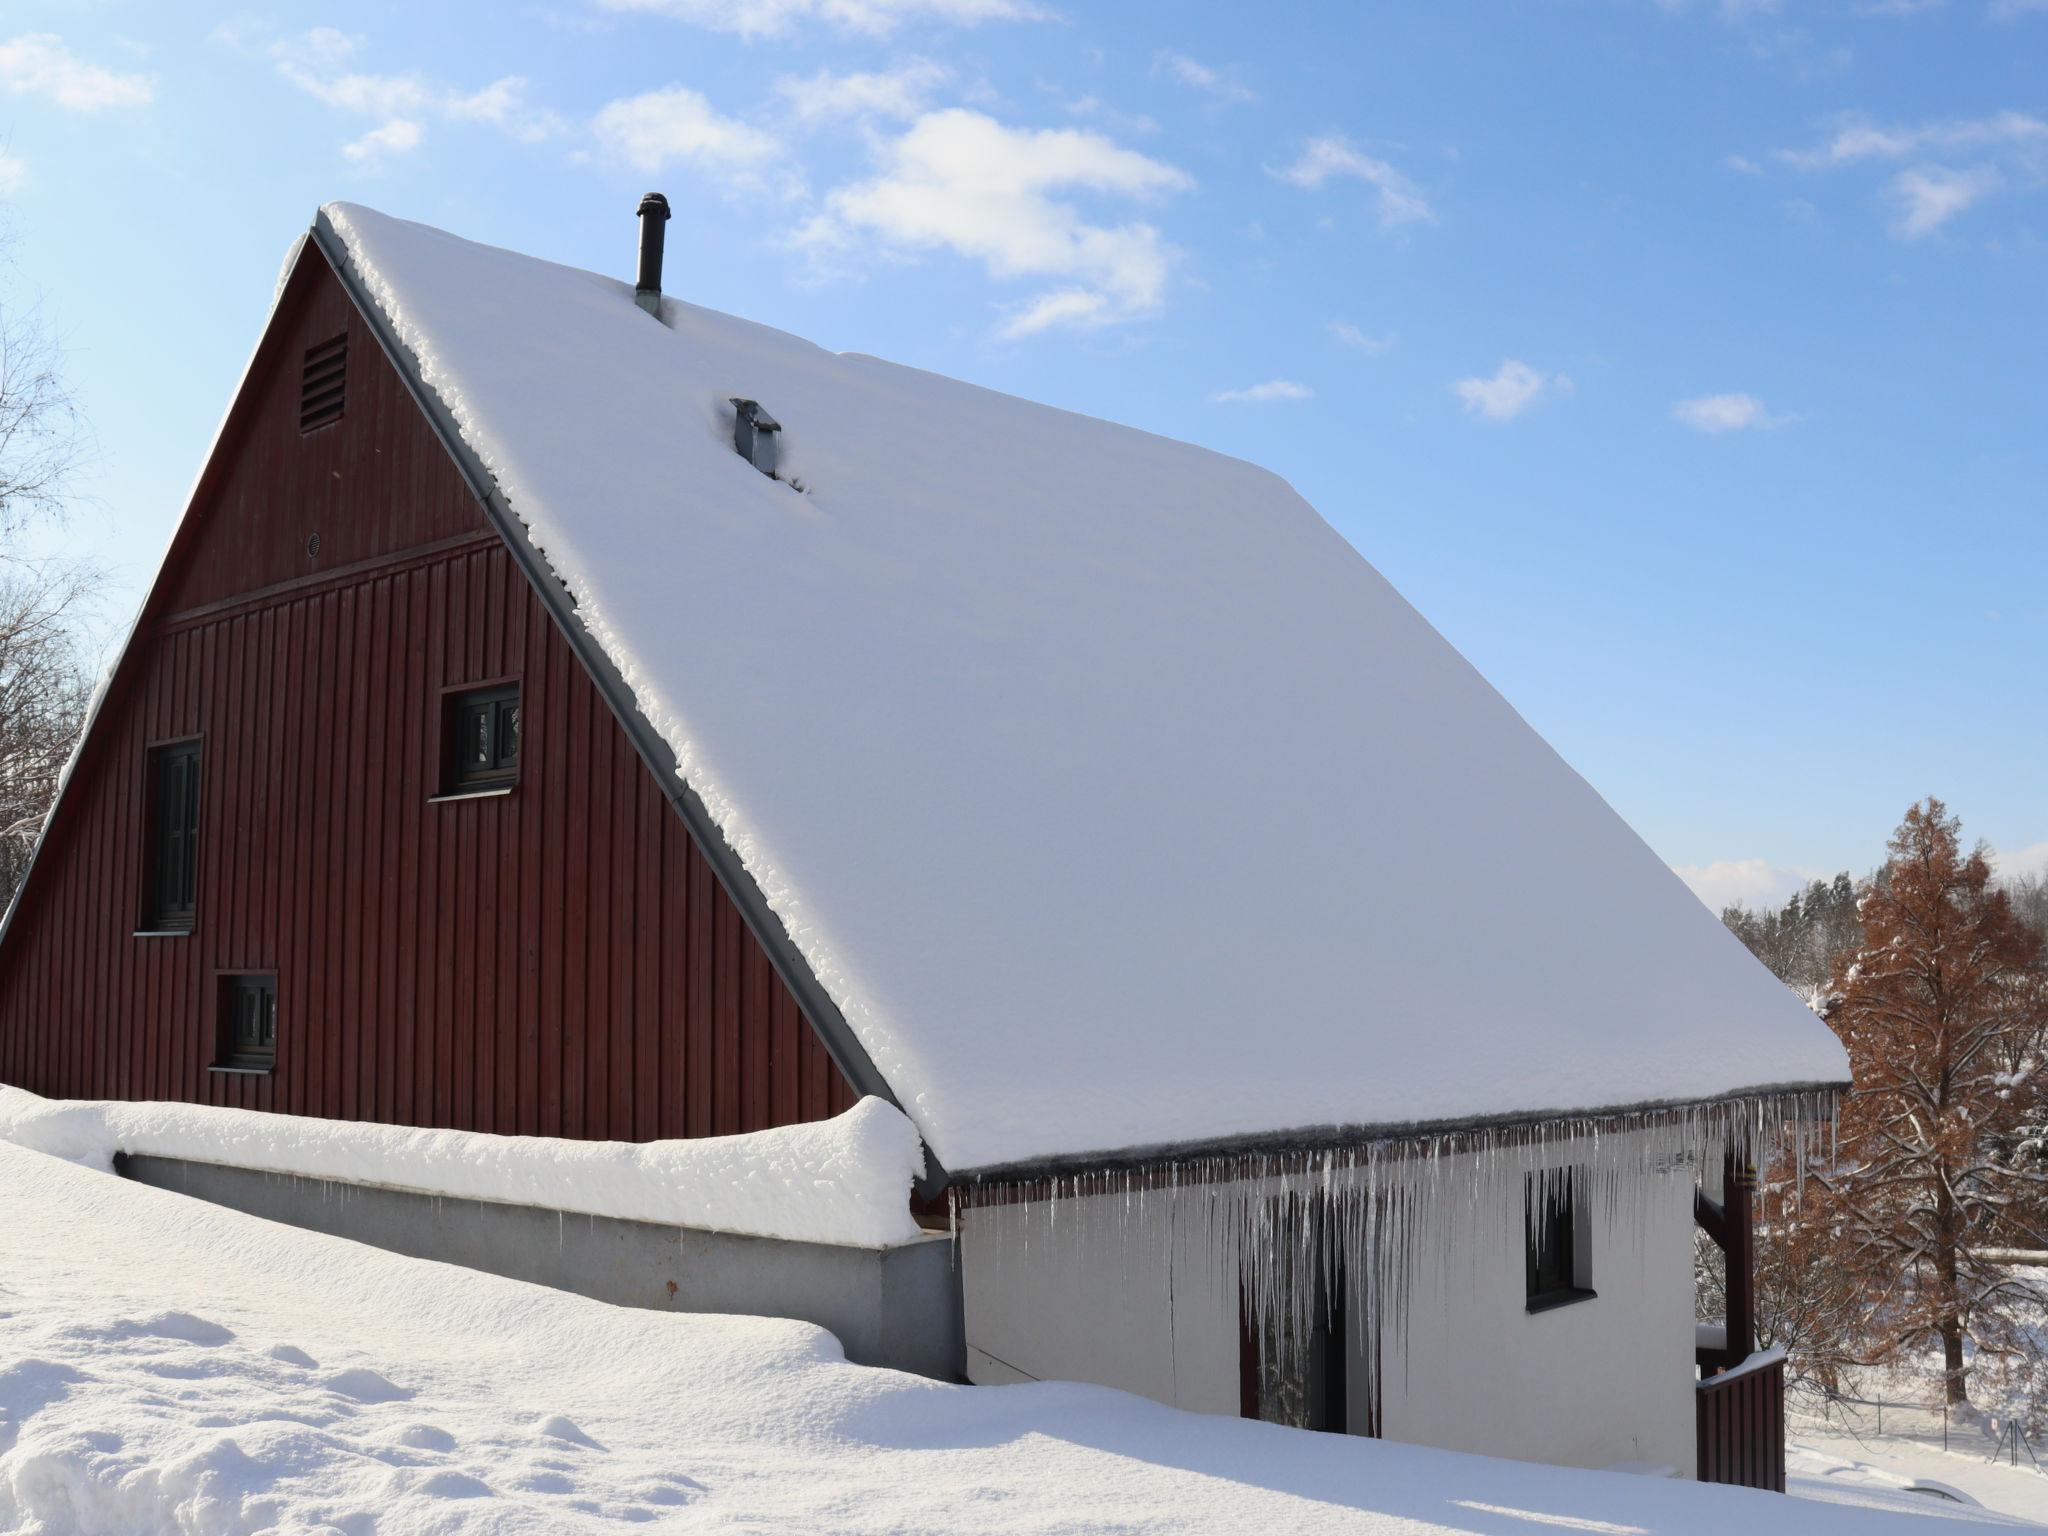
[308,211,949,1201]
[949,1080,1847,1190]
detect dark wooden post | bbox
[1723,1152,1756,1361]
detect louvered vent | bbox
[299,335,347,433]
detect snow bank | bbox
[0,1087,923,1248]
[0,1136,1987,1534]
[318,202,1847,1177]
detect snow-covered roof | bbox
[319,202,1848,1178]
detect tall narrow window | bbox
[1526,1172,1596,1311]
[440,683,520,795]
[300,335,346,433]
[217,973,278,1071]
[144,740,201,931]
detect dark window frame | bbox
[214,971,279,1073]
[438,678,522,797]
[141,737,203,934]
[1525,1172,1597,1313]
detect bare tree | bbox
[0,559,96,900]
[0,225,100,909]
[0,297,90,549]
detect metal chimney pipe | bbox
[635,193,671,317]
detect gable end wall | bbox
[0,247,856,1138]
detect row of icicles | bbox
[950,1090,1838,1417]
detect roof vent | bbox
[731,399,779,478]
[635,192,670,318]
[300,335,346,433]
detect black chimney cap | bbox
[638,192,671,221]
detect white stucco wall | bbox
[958,1136,1698,1475]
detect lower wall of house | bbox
[957,1136,1697,1475]
[118,1152,965,1383]
[1381,1150,1696,1473]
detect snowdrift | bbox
[0,1086,924,1247]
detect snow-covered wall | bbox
[0,1088,925,1249]
[958,1137,1696,1475]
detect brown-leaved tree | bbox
[1819,798,2048,1407]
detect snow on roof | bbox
[320,202,1848,1177]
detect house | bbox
[0,200,1849,1486]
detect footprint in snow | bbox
[0,1357,86,1450]
[416,1469,491,1499]
[104,1311,234,1347]
[396,1423,457,1453]
[536,1413,603,1449]
[640,1480,704,1506]
[325,1367,414,1404]
[267,1344,318,1368]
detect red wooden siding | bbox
[0,244,855,1139]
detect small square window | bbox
[441,683,520,795]
[1525,1173,1595,1312]
[217,974,278,1071]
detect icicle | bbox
[952,1086,1837,1430]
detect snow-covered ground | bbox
[0,1140,2023,1534]
[1792,1412,2048,1525]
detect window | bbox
[144,740,201,931]
[217,973,277,1071]
[300,335,346,433]
[1526,1172,1596,1312]
[441,683,520,794]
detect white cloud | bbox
[1673,858,1825,913]
[1273,135,1433,228]
[804,108,1191,337]
[1774,111,2043,238]
[1651,0,1784,20]
[1887,164,2001,237]
[1452,359,1567,421]
[263,29,564,154]
[342,118,424,168]
[444,77,564,142]
[1725,153,1764,175]
[774,59,951,124]
[592,0,1046,39]
[0,33,153,111]
[1990,0,2048,18]
[1671,392,1791,432]
[1777,110,2046,170]
[1154,52,1254,104]
[1211,379,1313,404]
[1328,320,1394,355]
[1991,839,2048,883]
[594,87,784,183]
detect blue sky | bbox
[1,0,2043,909]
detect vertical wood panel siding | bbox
[0,247,855,1139]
